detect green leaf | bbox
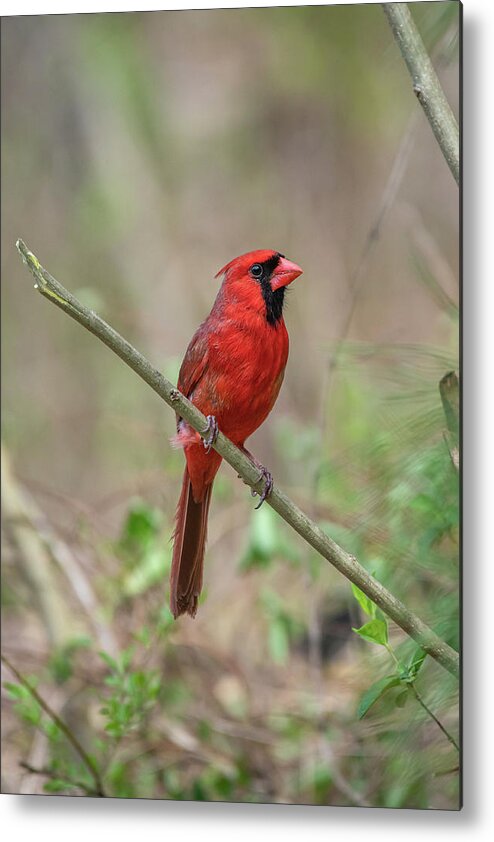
[4,682,26,700]
[120,646,134,672]
[156,606,175,637]
[408,647,427,679]
[352,618,388,646]
[351,583,376,618]
[395,689,409,708]
[49,652,73,685]
[260,588,283,617]
[43,779,76,793]
[133,626,151,646]
[121,500,161,546]
[358,675,401,718]
[5,681,42,725]
[123,546,169,596]
[268,617,290,665]
[98,651,119,672]
[43,720,62,742]
[240,506,282,570]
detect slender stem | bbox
[322,117,417,405]
[384,641,459,753]
[382,3,460,185]
[15,239,459,679]
[385,643,402,669]
[2,653,106,796]
[410,683,460,753]
[19,762,100,796]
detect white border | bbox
[3,0,493,837]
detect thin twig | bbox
[19,761,100,796]
[15,239,459,679]
[323,10,459,420]
[382,3,459,185]
[318,114,418,447]
[384,641,459,753]
[410,683,460,753]
[1,653,106,796]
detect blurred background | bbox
[1,3,459,808]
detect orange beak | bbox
[271,256,303,291]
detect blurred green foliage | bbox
[3,330,460,804]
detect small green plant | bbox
[117,499,171,598]
[99,648,161,739]
[350,584,458,752]
[3,654,105,796]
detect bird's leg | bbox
[239,446,273,509]
[201,415,219,453]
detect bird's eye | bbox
[250,263,263,279]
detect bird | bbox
[170,249,303,618]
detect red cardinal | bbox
[170,249,303,618]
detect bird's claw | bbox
[252,466,273,509]
[201,415,219,453]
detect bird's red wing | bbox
[177,325,210,404]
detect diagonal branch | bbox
[15,239,459,679]
[382,2,460,185]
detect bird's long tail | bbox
[170,467,213,618]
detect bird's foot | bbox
[237,447,273,508]
[251,465,273,510]
[201,415,219,453]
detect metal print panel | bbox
[1,1,461,810]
